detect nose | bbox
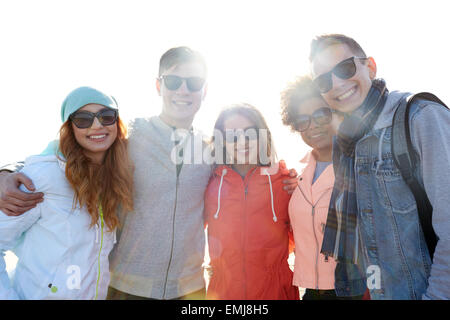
[330,73,347,90]
[309,118,320,130]
[90,116,104,129]
[236,133,247,146]
[175,79,190,94]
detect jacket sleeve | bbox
[0,192,42,299]
[410,102,450,300]
[274,170,294,252]
[0,161,25,173]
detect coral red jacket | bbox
[204,163,299,300]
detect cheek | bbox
[322,93,336,107]
[109,125,118,141]
[72,125,87,146]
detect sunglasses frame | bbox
[69,108,118,129]
[313,56,368,94]
[159,75,206,92]
[224,127,260,144]
[295,107,337,132]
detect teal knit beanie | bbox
[60,86,118,123]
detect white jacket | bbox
[0,155,116,299]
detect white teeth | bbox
[173,101,191,106]
[89,135,106,139]
[337,87,356,101]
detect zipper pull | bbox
[311,206,315,216]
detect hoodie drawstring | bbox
[214,168,228,219]
[263,169,278,222]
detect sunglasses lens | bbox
[186,77,205,92]
[296,116,311,132]
[98,109,117,126]
[163,75,183,90]
[72,113,94,129]
[313,74,332,94]
[334,58,357,80]
[313,108,332,125]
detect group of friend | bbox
[0,33,449,300]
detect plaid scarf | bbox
[321,79,388,263]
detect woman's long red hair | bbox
[58,117,134,231]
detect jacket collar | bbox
[298,150,334,202]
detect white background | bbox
[1,0,449,170]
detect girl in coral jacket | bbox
[204,103,299,300]
[281,76,368,300]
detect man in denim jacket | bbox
[310,34,450,299]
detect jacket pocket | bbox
[373,158,416,214]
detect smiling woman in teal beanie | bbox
[0,86,134,299]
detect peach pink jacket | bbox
[288,151,337,290]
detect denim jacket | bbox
[350,91,450,299]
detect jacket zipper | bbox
[241,167,258,299]
[311,205,320,290]
[296,184,332,290]
[162,173,180,299]
[243,184,248,299]
[94,205,104,300]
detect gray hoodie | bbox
[108,116,212,299]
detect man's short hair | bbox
[309,34,367,62]
[159,46,207,77]
[280,75,324,133]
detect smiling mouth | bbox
[309,132,326,139]
[336,86,357,101]
[172,101,192,106]
[87,134,108,140]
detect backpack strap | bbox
[391,92,447,260]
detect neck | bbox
[314,147,332,162]
[84,151,105,165]
[232,163,257,177]
[159,113,193,130]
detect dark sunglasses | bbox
[313,56,368,93]
[295,107,336,132]
[225,127,259,143]
[159,75,205,92]
[69,108,118,129]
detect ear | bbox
[156,78,162,96]
[367,57,377,80]
[202,82,208,101]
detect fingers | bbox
[288,168,298,178]
[15,173,36,192]
[8,189,44,202]
[8,173,43,202]
[0,202,36,216]
[0,172,43,215]
[2,193,43,207]
[283,176,299,194]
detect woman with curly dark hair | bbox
[280,76,357,300]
